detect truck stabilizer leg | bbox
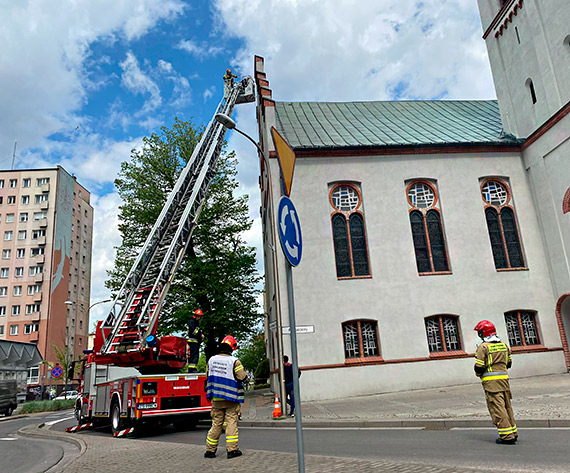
[113,427,136,438]
[65,422,93,433]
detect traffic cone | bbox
[272,394,282,418]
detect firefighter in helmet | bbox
[187,309,204,372]
[223,68,238,97]
[474,320,518,444]
[204,335,247,459]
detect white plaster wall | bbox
[265,149,563,399]
[481,0,570,137]
[299,351,567,401]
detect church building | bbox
[255,0,570,401]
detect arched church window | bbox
[481,179,526,270]
[563,188,570,214]
[406,181,450,274]
[330,184,370,278]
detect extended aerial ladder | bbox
[93,77,255,372]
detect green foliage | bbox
[20,399,75,414]
[107,117,262,362]
[197,353,207,372]
[237,332,267,372]
[254,358,270,385]
[46,344,78,393]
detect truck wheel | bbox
[110,402,124,434]
[74,401,84,424]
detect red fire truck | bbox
[70,77,255,436]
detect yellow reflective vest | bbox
[474,341,512,393]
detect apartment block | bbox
[0,166,93,392]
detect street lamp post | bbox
[215,113,306,473]
[214,113,288,415]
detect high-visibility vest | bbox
[207,355,244,403]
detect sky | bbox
[0,0,496,329]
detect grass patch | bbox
[19,399,76,414]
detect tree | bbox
[237,332,267,373]
[107,118,262,360]
[44,344,78,398]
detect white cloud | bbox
[176,39,224,60]
[0,0,184,155]
[203,86,216,102]
[214,0,495,101]
[120,52,163,113]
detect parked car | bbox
[55,390,79,400]
[0,380,18,416]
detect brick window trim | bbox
[510,344,546,353]
[497,267,529,272]
[405,180,439,209]
[337,274,373,281]
[563,188,570,214]
[419,271,453,277]
[480,178,512,207]
[428,350,467,359]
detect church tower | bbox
[478,0,570,138]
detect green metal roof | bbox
[274,100,520,150]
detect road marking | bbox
[45,416,74,426]
[0,438,17,441]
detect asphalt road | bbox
[54,415,570,473]
[0,410,77,473]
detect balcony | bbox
[33,293,42,303]
[36,255,45,264]
[33,218,48,230]
[37,236,46,246]
[40,201,49,210]
[29,333,39,342]
[31,314,41,323]
[39,182,50,193]
[34,273,43,283]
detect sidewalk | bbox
[240,373,570,428]
[16,373,570,473]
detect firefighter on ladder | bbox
[187,309,204,372]
[474,320,518,445]
[223,68,237,98]
[204,335,247,459]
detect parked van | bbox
[0,380,18,416]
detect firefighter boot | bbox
[204,451,216,458]
[227,449,243,459]
[495,438,517,445]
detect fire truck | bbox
[71,77,255,436]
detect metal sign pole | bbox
[285,260,305,473]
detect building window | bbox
[20,212,28,222]
[0,268,9,278]
[9,179,17,188]
[342,320,380,360]
[8,196,16,204]
[22,178,31,188]
[21,195,30,205]
[11,305,20,316]
[0,325,3,335]
[32,229,46,239]
[13,286,22,296]
[0,306,5,316]
[329,184,371,278]
[4,231,13,241]
[31,248,45,257]
[18,230,27,240]
[15,267,24,277]
[407,181,450,274]
[35,194,48,204]
[16,249,25,259]
[29,266,42,276]
[0,287,6,296]
[24,323,38,335]
[6,213,14,223]
[425,315,462,353]
[1,250,8,259]
[0,180,3,188]
[526,78,537,104]
[505,310,541,347]
[481,179,525,269]
[27,284,42,295]
[33,211,47,220]
[9,325,18,336]
[36,178,50,186]
[26,304,40,314]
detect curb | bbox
[239,418,570,429]
[0,414,28,422]
[18,423,88,455]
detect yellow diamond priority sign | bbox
[271,127,296,197]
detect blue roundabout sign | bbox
[277,196,302,267]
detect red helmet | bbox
[474,320,496,338]
[226,68,231,73]
[193,309,203,317]
[221,335,238,351]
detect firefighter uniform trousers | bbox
[206,400,240,453]
[485,390,517,440]
[187,338,199,371]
